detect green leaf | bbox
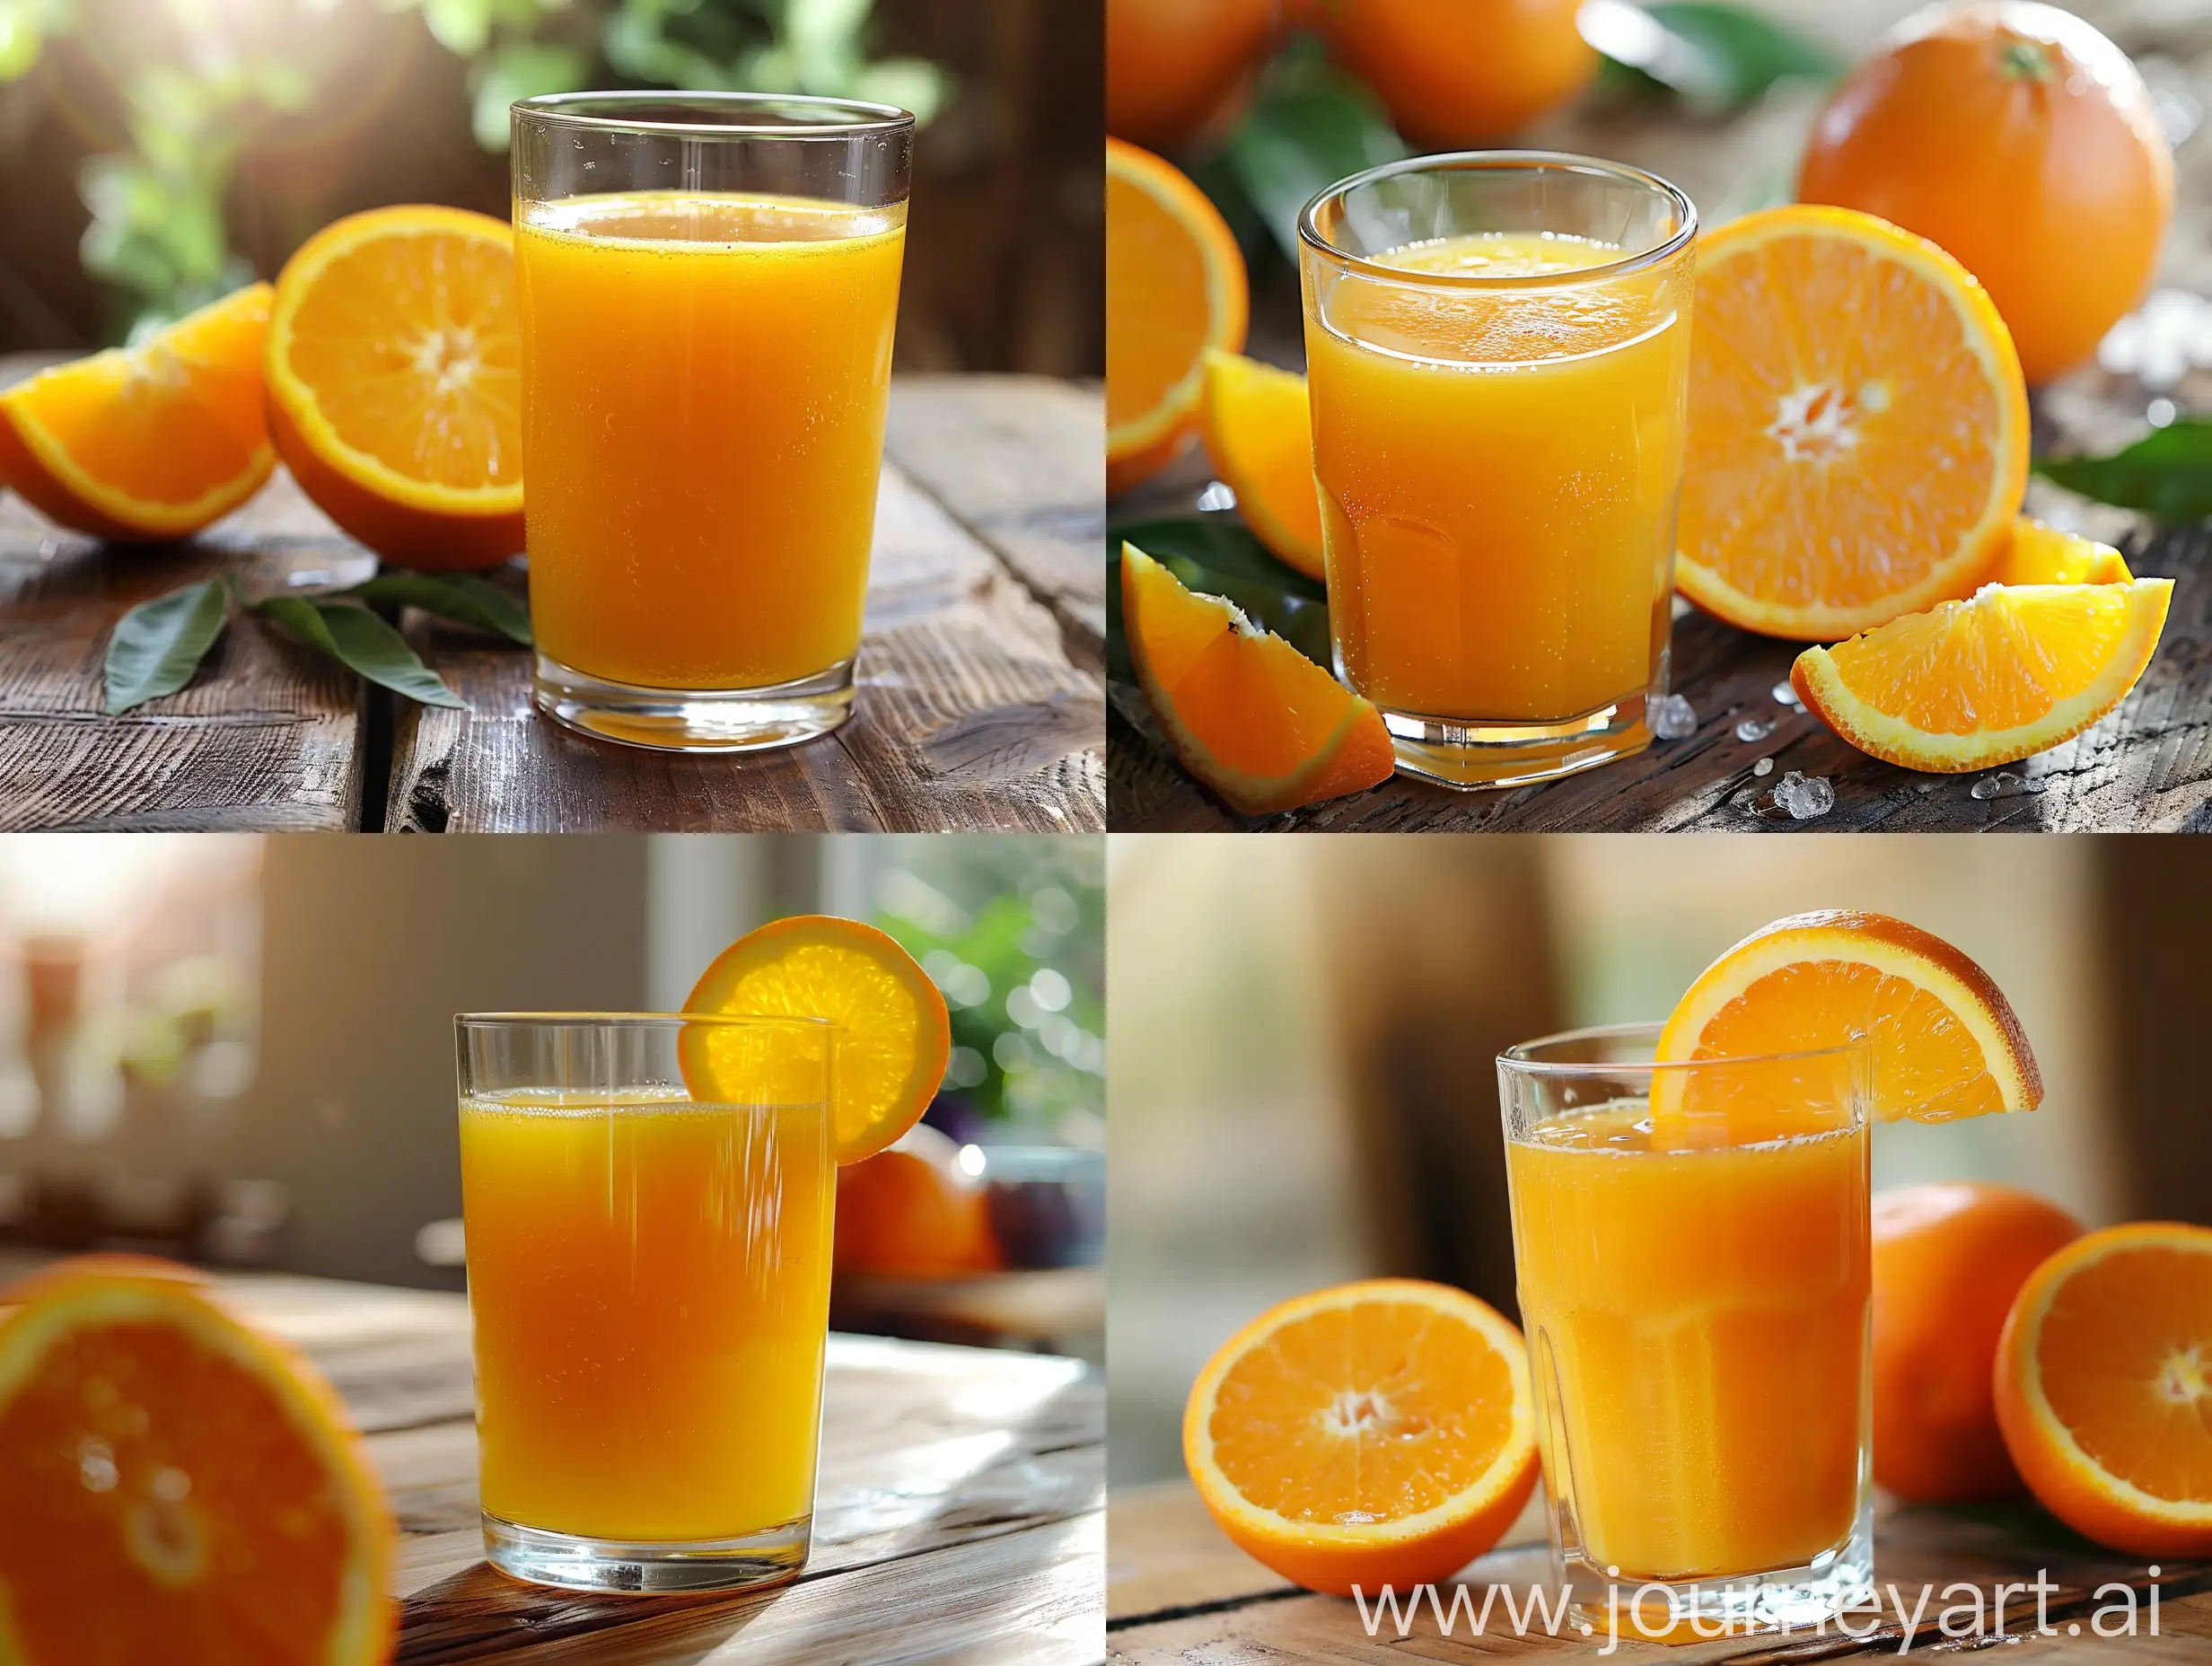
[1106,520,1333,686]
[256,597,467,707]
[1225,46,1405,262]
[2035,419,2212,523]
[1586,0,1838,109]
[346,571,533,644]
[105,575,233,715]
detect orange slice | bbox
[266,205,523,570]
[1995,1222,2212,1556]
[1107,138,1248,496]
[1184,1279,1538,1597]
[1678,205,2029,639]
[0,285,273,542]
[1199,349,1325,581]
[1655,909,2041,1137]
[1122,541,1393,815]
[1993,516,2133,586]
[1792,578,2171,774]
[683,915,950,1165]
[0,1258,395,1666]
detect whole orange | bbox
[1107,0,1279,153]
[1797,0,2172,385]
[1872,1181,2084,1503]
[1322,0,1595,147]
[834,1127,1003,1278]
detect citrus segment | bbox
[0,285,274,542]
[1655,910,2041,1134]
[1107,139,1248,495]
[1995,517,2132,587]
[682,915,950,1166]
[1678,205,2028,639]
[1122,542,1393,815]
[1184,1278,1538,1596]
[267,205,524,569]
[1792,578,2172,774]
[0,1262,395,1666]
[1199,350,1325,582]
[1995,1222,2212,1556]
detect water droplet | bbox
[1771,680,1802,709]
[153,1466,191,1502]
[79,1438,118,1493]
[1652,693,1697,740]
[1970,771,2047,802]
[1195,480,1237,513]
[1735,718,1772,743]
[1752,757,1774,777]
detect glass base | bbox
[1375,693,1654,791]
[532,653,855,754]
[481,1510,811,1594]
[1561,1500,1874,1644]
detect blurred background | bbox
[1108,832,2212,1481]
[0,0,1102,374]
[0,832,1105,1361]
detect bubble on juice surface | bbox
[1652,693,1697,740]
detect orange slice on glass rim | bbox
[1184,1278,1538,1597]
[265,205,524,570]
[1653,909,2041,1140]
[0,284,274,542]
[1678,205,2028,639]
[1199,349,1326,582]
[682,915,950,1165]
[0,1258,395,1666]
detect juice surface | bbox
[1304,232,1689,723]
[1505,1102,1869,1580]
[460,1087,834,1541]
[517,192,907,691]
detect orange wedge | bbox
[1792,578,2172,774]
[0,1258,395,1666]
[1122,542,1394,815]
[1994,1222,2212,1556]
[683,915,950,1165]
[1107,138,1248,496]
[1655,910,2041,1137]
[1679,205,2028,639]
[0,285,273,542]
[266,205,523,570]
[1184,1279,1538,1597]
[1993,516,2133,587]
[1199,349,1325,581]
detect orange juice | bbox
[459,1087,834,1541]
[1505,1103,1869,1579]
[1304,232,1690,724]
[517,192,907,691]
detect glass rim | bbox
[510,90,915,139]
[1296,150,1698,290]
[1497,1020,1871,1076]
[455,1012,838,1032]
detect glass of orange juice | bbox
[1497,1024,1873,1637]
[455,1013,837,1591]
[1300,153,1697,788]
[510,93,913,752]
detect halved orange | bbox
[1678,205,2029,639]
[266,205,523,570]
[0,1258,395,1666]
[1792,578,2172,774]
[1122,542,1394,815]
[1107,138,1248,496]
[1655,909,2041,1137]
[1994,1222,2212,1556]
[1199,349,1325,581]
[1184,1279,1538,1597]
[1995,516,2133,587]
[683,915,951,1166]
[0,285,273,542]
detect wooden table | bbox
[1110,1478,2212,1662]
[194,1269,1104,1664]
[0,371,1104,832]
[1108,0,2212,833]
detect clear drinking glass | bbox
[1496,1023,1873,1637]
[1299,153,1697,789]
[455,1013,837,1592]
[511,92,914,752]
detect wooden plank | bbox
[0,478,368,830]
